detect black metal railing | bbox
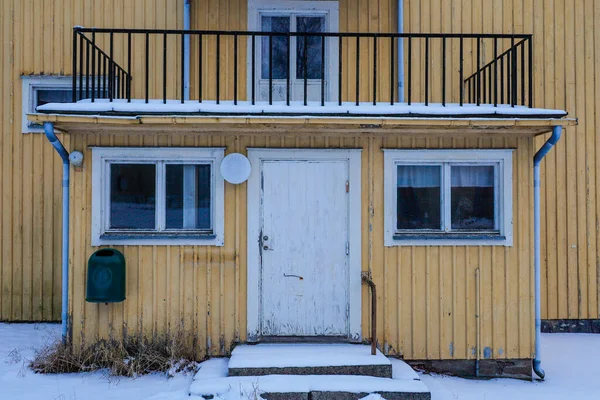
[464,36,532,107]
[72,29,132,103]
[72,27,533,108]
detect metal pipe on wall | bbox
[397,0,405,102]
[183,0,191,101]
[532,125,563,380]
[362,274,377,356]
[475,267,481,377]
[44,122,70,344]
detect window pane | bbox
[296,16,325,79]
[451,165,495,230]
[110,164,156,229]
[165,164,211,230]
[261,16,290,79]
[397,165,441,230]
[36,89,72,107]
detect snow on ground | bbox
[1,323,599,399]
[420,333,600,400]
[0,323,192,400]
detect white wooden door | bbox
[260,160,349,337]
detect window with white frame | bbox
[384,150,513,246]
[91,148,225,246]
[22,76,74,133]
[248,0,339,102]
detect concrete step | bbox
[189,357,431,400]
[228,344,392,378]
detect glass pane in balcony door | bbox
[261,16,290,80]
[296,16,325,80]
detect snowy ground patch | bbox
[0,323,192,400]
[419,333,600,400]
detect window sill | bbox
[387,233,511,247]
[93,232,223,246]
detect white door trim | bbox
[246,148,362,342]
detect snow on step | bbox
[228,344,391,369]
[190,355,430,399]
[390,359,420,381]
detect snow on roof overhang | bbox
[36,99,569,119]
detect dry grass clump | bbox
[30,334,199,377]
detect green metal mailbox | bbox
[86,248,126,303]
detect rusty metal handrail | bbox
[362,274,377,356]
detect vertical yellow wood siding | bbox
[0,0,596,338]
[403,0,599,321]
[66,126,534,361]
[0,1,185,321]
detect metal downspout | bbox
[532,125,563,380]
[44,122,70,344]
[397,0,405,102]
[183,0,191,100]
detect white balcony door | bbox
[248,0,339,103]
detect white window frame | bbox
[384,149,513,246]
[247,0,340,102]
[21,76,73,133]
[91,147,225,246]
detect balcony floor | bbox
[36,99,567,119]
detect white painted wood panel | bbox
[260,160,349,336]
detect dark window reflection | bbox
[296,16,324,79]
[451,166,495,230]
[397,165,441,230]
[110,164,156,229]
[36,89,72,107]
[261,16,290,79]
[165,164,211,230]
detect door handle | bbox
[284,274,303,280]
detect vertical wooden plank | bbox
[540,0,558,320]
[572,0,588,319]
[553,0,569,319]
[31,137,44,320]
[465,247,477,359]
[372,136,386,350]
[583,0,598,320]
[439,246,453,359]
[453,246,467,359]
[563,0,579,319]
[594,0,600,319]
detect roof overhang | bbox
[28,112,577,138]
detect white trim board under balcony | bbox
[36,99,568,118]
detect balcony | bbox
[36,27,567,119]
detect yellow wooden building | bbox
[1,0,595,380]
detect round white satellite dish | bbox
[220,153,251,184]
